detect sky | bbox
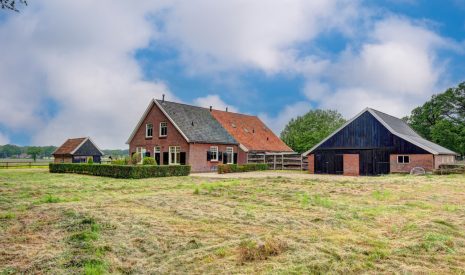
[0,0,464,148]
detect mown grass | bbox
[0,169,464,273]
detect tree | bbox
[405,82,465,156]
[0,144,21,158]
[27,146,42,162]
[1,0,27,12]
[281,109,346,153]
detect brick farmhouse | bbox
[53,137,104,163]
[127,98,293,172]
[303,108,457,176]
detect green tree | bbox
[26,146,42,162]
[1,144,21,158]
[281,109,346,153]
[406,82,465,156]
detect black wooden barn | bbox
[303,108,457,176]
[53,137,104,163]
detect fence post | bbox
[29,162,32,168]
[273,155,276,170]
[6,162,8,169]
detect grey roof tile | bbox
[156,100,238,144]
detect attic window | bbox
[191,121,194,126]
[266,137,269,141]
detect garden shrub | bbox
[87,157,94,164]
[49,163,190,179]
[111,158,129,165]
[131,153,141,165]
[218,163,268,174]
[143,157,156,165]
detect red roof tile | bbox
[211,110,293,152]
[53,137,87,155]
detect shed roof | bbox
[53,137,104,156]
[303,108,458,156]
[211,110,293,152]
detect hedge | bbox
[218,163,268,174]
[49,163,191,179]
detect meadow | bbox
[0,169,464,274]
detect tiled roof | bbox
[211,110,293,152]
[53,137,87,155]
[156,100,238,144]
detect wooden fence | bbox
[247,152,308,171]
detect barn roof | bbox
[303,108,458,156]
[211,110,293,152]
[53,137,104,156]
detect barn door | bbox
[359,150,374,176]
[335,154,343,174]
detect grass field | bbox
[1,170,464,274]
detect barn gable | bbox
[304,108,457,156]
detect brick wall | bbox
[129,102,190,165]
[189,144,239,172]
[308,154,314,174]
[238,147,248,165]
[343,154,359,176]
[390,154,434,173]
[53,155,72,163]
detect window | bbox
[226,147,234,164]
[154,146,161,153]
[397,155,410,164]
[159,122,168,137]
[146,123,153,138]
[169,146,180,165]
[210,146,218,161]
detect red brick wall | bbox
[238,147,248,165]
[129,102,190,165]
[390,154,434,173]
[189,144,239,172]
[308,154,314,174]
[343,154,359,176]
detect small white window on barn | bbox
[160,122,168,137]
[210,146,218,161]
[146,123,153,138]
[397,155,410,164]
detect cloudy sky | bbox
[0,0,464,148]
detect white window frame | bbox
[226,147,234,164]
[397,155,410,164]
[154,146,161,153]
[146,123,153,138]
[159,122,168,137]
[210,146,218,162]
[169,146,180,165]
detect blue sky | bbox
[0,0,464,148]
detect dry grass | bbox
[0,169,465,274]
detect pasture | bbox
[0,169,464,274]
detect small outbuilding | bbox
[303,108,458,176]
[53,137,104,163]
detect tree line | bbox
[281,82,465,156]
[0,145,129,161]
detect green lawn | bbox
[1,170,464,274]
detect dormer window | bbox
[160,122,168,137]
[146,123,153,138]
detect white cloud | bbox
[161,0,359,74]
[0,132,9,145]
[193,94,238,112]
[304,17,457,117]
[0,0,173,148]
[259,101,311,135]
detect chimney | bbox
[209,106,212,112]
[162,94,165,102]
[226,107,228,112]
